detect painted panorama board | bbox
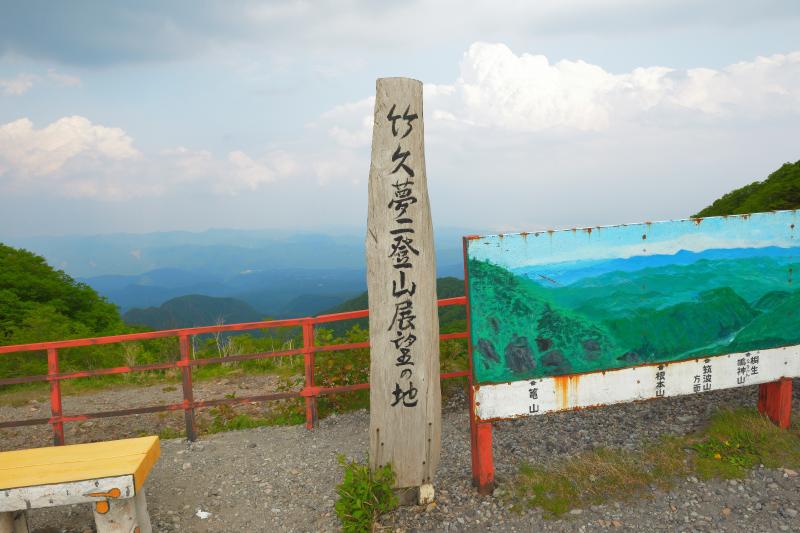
[467,211,800,420]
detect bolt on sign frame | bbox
[464,211,800,494]
[0,298,469,446]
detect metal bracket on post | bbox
[302,319,318,430]
[178,335,197,441]
[758,378,792,429]
[47,348,65,446]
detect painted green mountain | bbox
[728,291,800,352]
[547,256,797,316]
[468,259,622,382]
[603,287,757,360]
[469,254,800,383]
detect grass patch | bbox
[509,437,688,517]
[507,408,800,518]
[157,427,185,440]
[692,408,800,479]
[199,403,306,435]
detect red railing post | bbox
[302,319,318,430]
[47,347,65,446]
[758,378,792,429]
[179,334,197,441]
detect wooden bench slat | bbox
[0,437,159,491]
[0,437,158,470]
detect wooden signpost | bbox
[366,77,441,498]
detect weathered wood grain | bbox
[92,497,139,533]
[366,77,441,488]
[0,475,134,512]
[0,511,28,533]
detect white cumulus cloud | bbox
[0,74,37,95]
[436,43,800,132]
[162,146,299,195]
[322,43,800,138]
[0,116,139,177]
[0,117,299,199]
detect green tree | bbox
[694,160,800,217]
[0,243,123,345]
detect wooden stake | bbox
[366,77,441,489]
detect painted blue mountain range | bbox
[512,246,800,287]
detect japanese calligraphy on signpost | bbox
[366,78,441,490]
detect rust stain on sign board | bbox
[552,374,581,410]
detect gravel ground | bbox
[5,380,800,532]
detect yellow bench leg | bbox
[0,511,29,533]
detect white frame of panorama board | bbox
[462,212,798,494]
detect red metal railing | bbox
[0,297,469,445]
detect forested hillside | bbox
[694,160,800,217]
[321,276,466,335]
[0,243,123,345]
[123,295,263,330]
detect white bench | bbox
[0,436,160,533]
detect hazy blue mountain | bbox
[6,227,471,320]
[81,267,365,315]
[8,227,468,278]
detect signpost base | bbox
[758,378,792,429]
[394,484,436,506]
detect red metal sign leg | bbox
[474,421,495,494]
[468,385,479,484]
[758,378,792,429]
[463,235,494,493]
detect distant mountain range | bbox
[81,266,365,314]
[123,277,466,331]
[7,228,468,278]
[5,228,470,316]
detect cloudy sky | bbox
[1,1,799,238]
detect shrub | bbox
[335,455,397,533]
